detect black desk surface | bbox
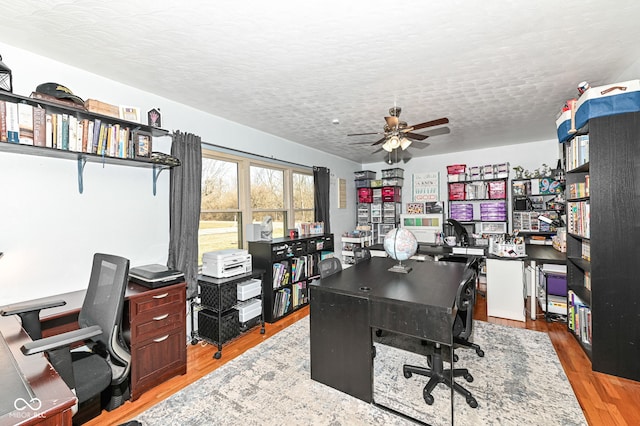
[311,256,464,310]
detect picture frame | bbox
[133,130,152,158]
[119,105,141,123]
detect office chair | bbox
[402,268,479,408]
[352,246,371,264]
[1,253,132,422]
[318,257,342,278]
[453,257,485,358]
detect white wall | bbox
[362,139,561,231]
[0,42,359,305]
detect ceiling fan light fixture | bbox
[388,135,400,149]
[382,140,393,152]
[400,137,412,150]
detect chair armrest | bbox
[0,299,66,316]
[21,325,103,355]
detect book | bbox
[91,119,101,154]
[60,114,69,150]
[32,106,47,147]
[0,100,6,142]
[68,115,77,151]
[18,103,34,145]
[5,102,20,143]
[81,118,89,152]
[86,120,94,153]
[45,113,53,148]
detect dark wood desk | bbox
[309,257,465,417]
[0,314,76,426]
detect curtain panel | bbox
[168,131,202,299]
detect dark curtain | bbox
[313,166,330,233]
[168,131,202,299]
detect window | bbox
[199,156,242,262]
[198,148,314,263]
[293,172,314,227]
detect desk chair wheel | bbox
[403,370,412,379]
[476,348,485,357]
[464,372,474,382]
[423,391,435,405]
[214,351,221,359]
[260,328,265,334]
[467,396,478,408]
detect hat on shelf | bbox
[35,82,84,106]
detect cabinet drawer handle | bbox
[152,293,169,299]
[153,335,169,343]
[153,313,169,321]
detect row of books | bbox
[581,241,591,262]
[272,254,319,288]
[568,290,592,345]
[291,282,308,309]
[272,288,292,318]
[0,100,151,159]
[568,177,590,199]
[567,200,590,238]
[565,134,589,170]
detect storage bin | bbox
[382,177,404,186]
[546,273,567,296]
[354,170,376,180]
[381,186,401,202]
[236,298,262,322]
[381,168,404,178]
[358,187,373,203]
[447,164,466,175]
[200,281,237,311]
[370,179,383,188]
[198,309,240,344]
[355,179,373,188]
[237,278,262,301]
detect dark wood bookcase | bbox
[565,111,640,381]
[249,234,333,323]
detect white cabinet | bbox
[341,235,373,264]
[486,258,525,322]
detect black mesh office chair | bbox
[454,257,485,358]
[352,246,371,264]
[318,257,342,278]
[1,253,132,422]
[402,268,479,408]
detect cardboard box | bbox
[84,99,119,118]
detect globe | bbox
[383,227,418,263]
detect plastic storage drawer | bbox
[237,298,262,323]
[237,278,262,301]
[354,170,376,180]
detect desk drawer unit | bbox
[128,282,187,400]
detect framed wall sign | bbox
[412,172,440,202]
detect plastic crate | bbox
[447,164,466,175]
[237,278,262,301]
[200,281,237,311]
[381,168,404,178]
[355,179,373,188]
[198,309,240,344]
[354,170,376,180]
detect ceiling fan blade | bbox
[402,151,413,163]
[385,116,399,128]
[410,117,449,131]
[419,126,451,137]
[347,132,383,136]
[371,136,387,146]
[410,141,431,149]
[403,132,428,141]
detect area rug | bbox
[135,317,586,425]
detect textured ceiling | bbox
[2,0,640,164]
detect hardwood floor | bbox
[88,296,640,426]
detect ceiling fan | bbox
[348,106,449,157]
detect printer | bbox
[202,249,252,278]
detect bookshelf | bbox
[447,177,509,234]
[0,91,173,195]
[511,177,564,236]
[564,112,640,381]
[249,234,333,323]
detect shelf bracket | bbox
[77,157,87,194]
[152,164,164,196]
